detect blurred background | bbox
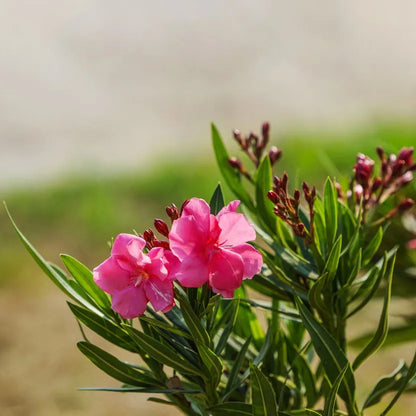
[1,1,416,415]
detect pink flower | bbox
[93,234,177,318]
[169,198,263,298]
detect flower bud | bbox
[166,204,179,221]
[267,191,279,204]
[354,153,375,185]
[397,147,413,165]
[294,189,300,201]
[154,218,169,237]
[268,146,282,165]
[261,122,270,147]
[398,198,414,212]
[228,157,243,170]
[376,146,385,161]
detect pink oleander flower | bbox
[93,233,177,318]
[169,198,263,298]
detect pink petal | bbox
[163,250,182,280]
[144,278,174,312]
[211,287,234,298]
[217,200,240,218]
[217,212,256,246]
[145,247,168,280]
[111,233,146,260]
[93,256,131,294]
[208,248,245,294]
[231,244,263,279]
[175,254,209,287]
[111,286,147,318]
[181,198,211,234]
[169,216,208,258]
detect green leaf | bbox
[250,363,278,416]
[139,316,191,339]
[362,227,383,266]
[324,178,338,247]
[272,243,319,280]
[296,298,357,410]
[323,235,342,280]
[323,364,349,416]
[211,123,255,211]
[124,325,200,376]
[176,291,210,346]
[77,341,159,387]
[224,336,251,397]
[68,302,138,352]
[61,254,111,310]
[80,387,200,394]
[255,156,277,233]
[352,252,395,370]
[210,402,252,416]
[215,299,239,355]
[209,184,225,215]
[380,350,416,415]
[363,360,407,408]
[5,205,103,316]
[198,342,223,391]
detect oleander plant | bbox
[6,123,416,415]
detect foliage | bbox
[6,122,416,415]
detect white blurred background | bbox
[1,0,416,188]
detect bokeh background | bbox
[1,2,416,415]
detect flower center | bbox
[134,270,149,287]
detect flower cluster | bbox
[349,147,416,218]
[93,198,262,318]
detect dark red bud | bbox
[296,223,305,236]
[371,177,382,192]
[376,146,385,161]
[153,240,170,250]
[294,189,300,201]
[233,129,244,147]
[268,146,282,165]
[154,219,169,237]
[302,182,310,194]
[261,122,270,147]
[397,147,413,165]
[282,172,288,192]
[354,153,375,185]
[228,157,243,170]
[143,228,155,242]
[267,191,279,204]
[398,198,414,212]
[166,204,179,221]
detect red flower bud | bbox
[268,146,282,165]
[261,122,270,147]
[398,198,414,212]
[397,147,413,165]
[228,157,243,170]
[267,191,279,204]
[154,219,169,237]
[354,153,375,185]
[376,146,385,161]
[166,204,179,221]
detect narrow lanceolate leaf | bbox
[176,291,210,346]
[250,363,278,416]
[211,123,255,211]
[123,325,200,375]
[139,316,191,339]
[255,156,277,233]
[362,226,383,266]
[380,350,416,415]
[68,302,138,352]
[79,387,200,394]
[296,298,357,410]
[77,341,159,387]
[215,299,239,355]
[224,336,251,397]
[61,254,111,310]
[363,360,407,408]
[324,178,338,247]
[198,342,223,390]
[209,184,225,215]
[323,235,342,280]
[210,402,253,416]
[352,252,396,370]
[323,364,349,416]
[5,205,103,316]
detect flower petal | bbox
[144,278,174,312]
[163,250,182,280]
[217,212,256,246]
[217,200,240,218]
[111,233,146,269]
[230,244,263,279]
[169,215,208,258]
[175,254,209,287]
[182,198,211,233]
[93,256,131,294]
[146,247,168,280]
[111,286,147,318]
[208,248,245,296]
